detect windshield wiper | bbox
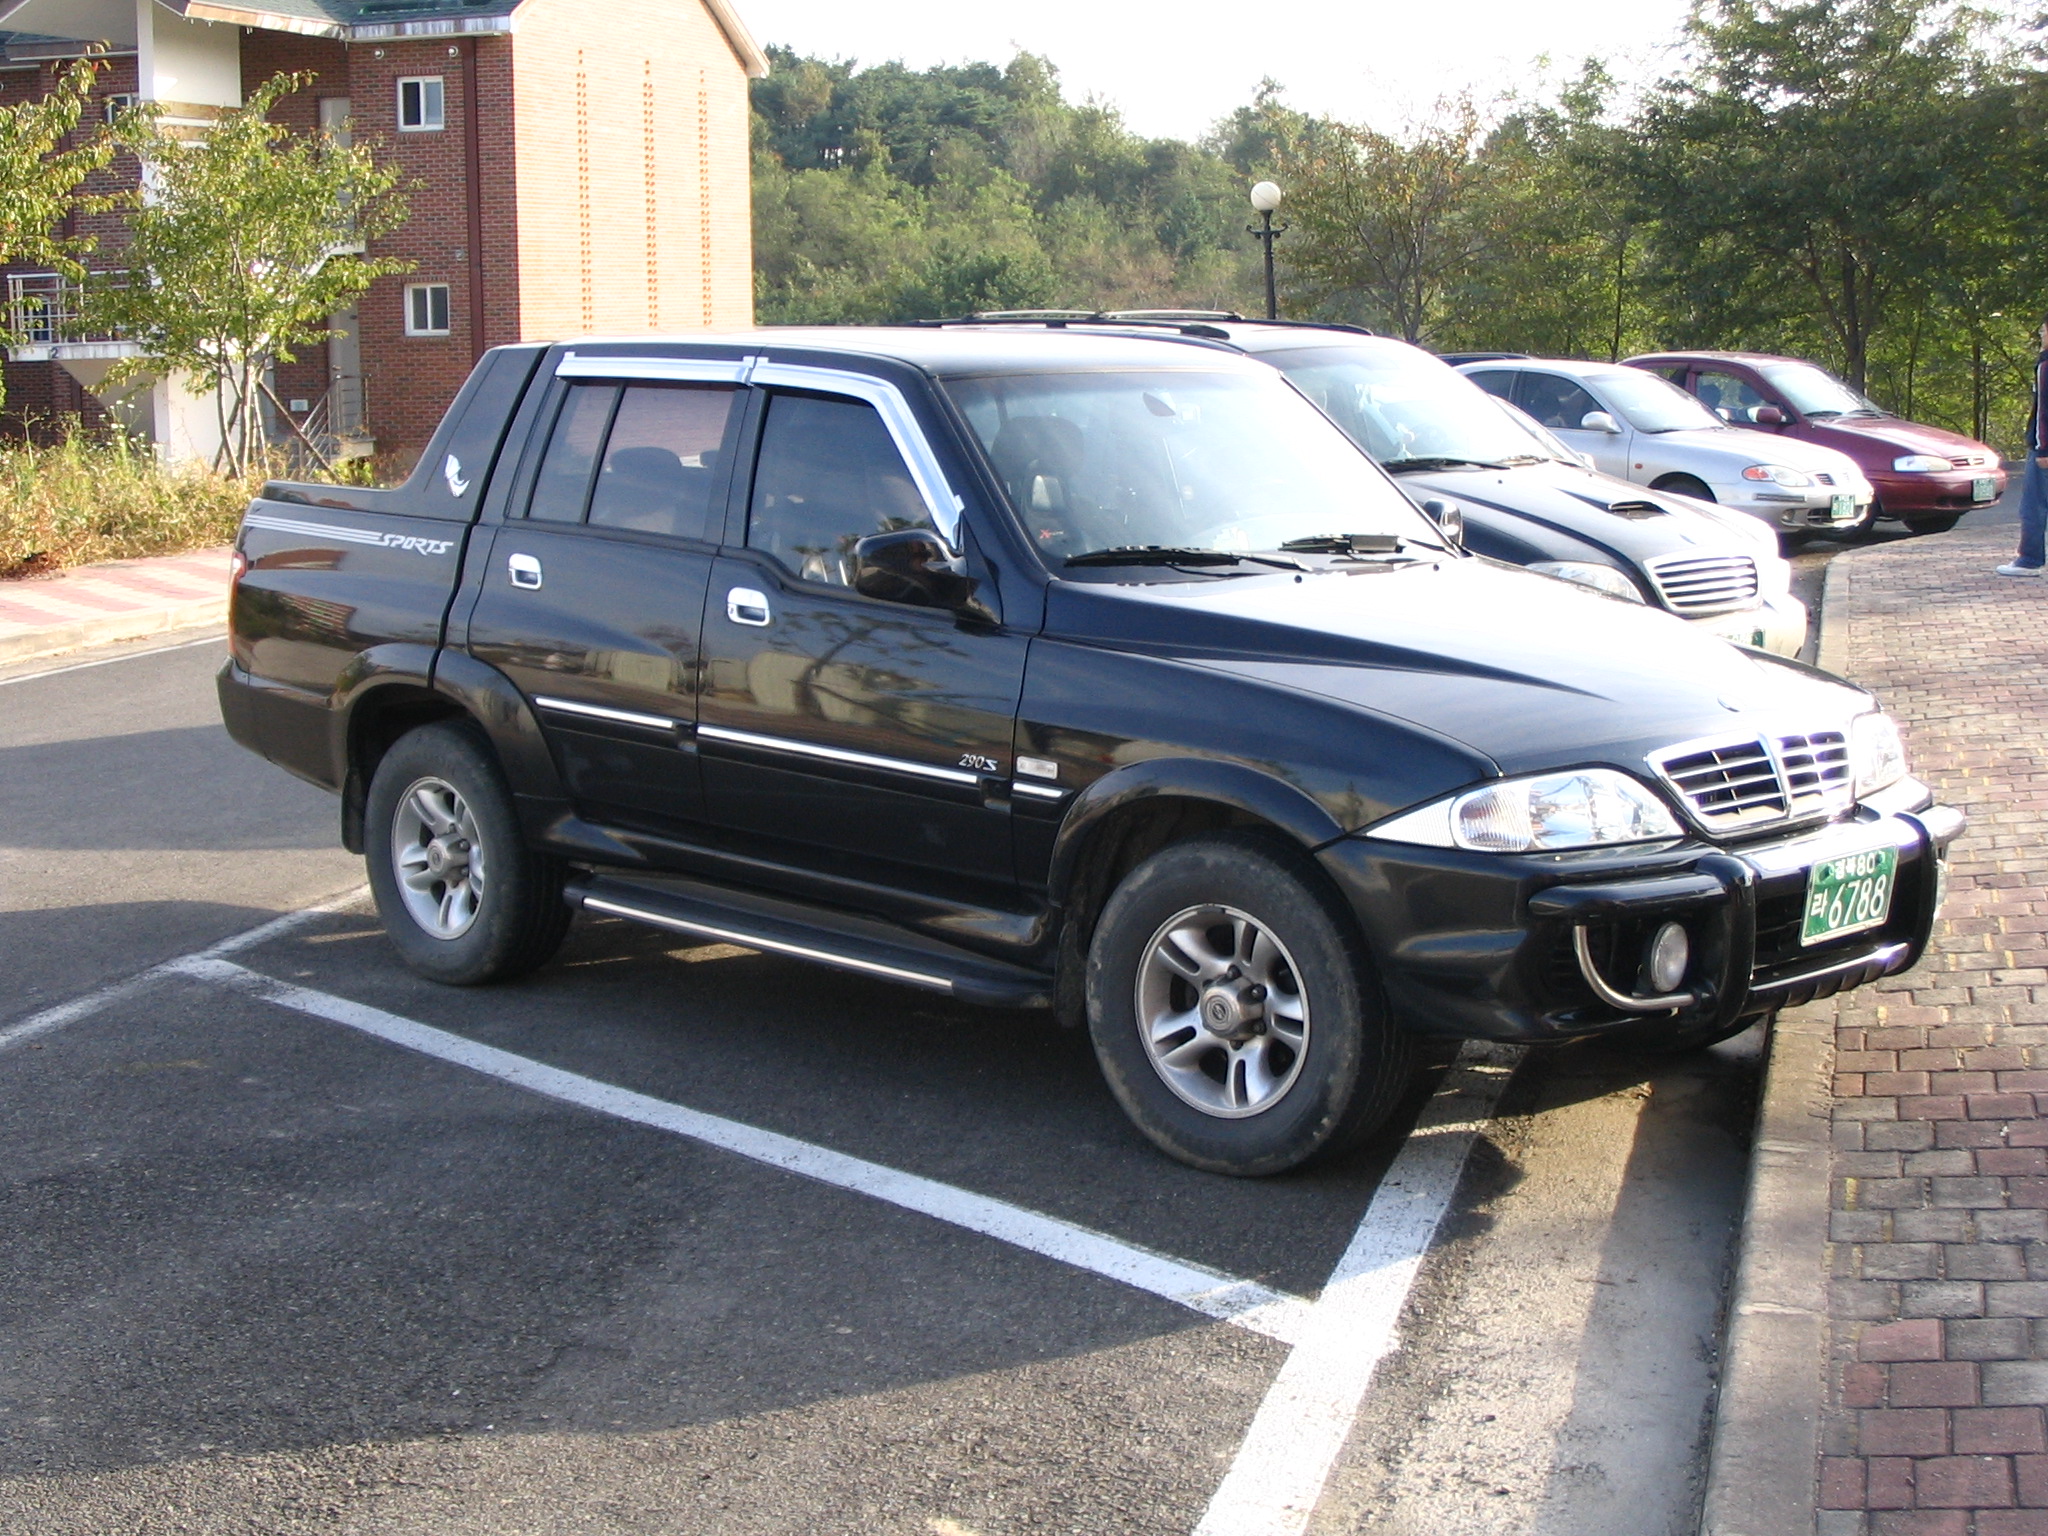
[1063,545,1307,571]
[1380,455,1511,472]
[1277,533,1413,556]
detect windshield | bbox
[1586,369,1723,433]
[1759,362,1883,418]
[943,368,1442,567]
[1257,344,1541,468]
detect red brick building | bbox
[0,0,767,470]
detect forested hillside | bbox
[750,0,2048,449]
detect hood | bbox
[1642,425,1871,483]
[1046,556,1867,781]
[1807,414,1998,467]
[1404,460,1761,569]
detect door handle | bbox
[508,553,542,590]
[727,587,771,626]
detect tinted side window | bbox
[588,383,739,540]
[1521,373,1602,431]
[1465,369,1515,400]
[528,383,618,522]
[747,392,932,587]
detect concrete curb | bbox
[1699,552,1858,1536]
[0,594,226,666]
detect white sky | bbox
[733,0,1700,141]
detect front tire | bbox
[365,720,571,985]
[1085,834,1414,1176]
[1651,473,1715,503]
[1906,512,1963,535]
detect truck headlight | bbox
[1893,454,1948,473]
[1742,464,1815,487]
[1757,554,1793,598]
[1527,561,1646,603]
[1369,769,1683,852]
[1850,711,1907,796]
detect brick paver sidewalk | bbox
[1817,525,2048,1536]
[0,545,228,662]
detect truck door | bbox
[465,368,742,832]
[695,377,1026,895]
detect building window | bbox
[397,76,444,131]
[405,283,451,337]
[102,94,139,124]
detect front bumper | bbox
[1717,481,1872,529]
[1318,778,1963,1043]
[1873,470,2005,518]
[1689,592,1808,657]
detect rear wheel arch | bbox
[340,681,470,853]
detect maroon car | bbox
[1626,351,2005,534]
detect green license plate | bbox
[1974,476,1996,502]
[1830,493,1856,521]
[1802,844,1898,945]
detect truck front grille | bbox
[1645,552,1760,617]
[1650,730,1851,832]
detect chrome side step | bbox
[565,875,1052,1009]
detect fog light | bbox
[1647,922,1690,993]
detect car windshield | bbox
[942,367,1443,567]
[1586,369,1723,433]
[1759,362,1883,418]
[1256,344,1542,468]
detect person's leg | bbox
[2021,453,2048,567]
[1998,453,2048,573]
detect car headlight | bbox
[1742,464,1815,487]
[1527,561,1646,603]
[1893,454,1949,473]
[1850,711,1907,796]
[1369,769,1684,852]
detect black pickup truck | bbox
[219,329,1963,1176]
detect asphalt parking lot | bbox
[0,613,1799,1535]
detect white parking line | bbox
[1191,1040,1522,1536]
[0,886,368,1055]
[0,631,223,688]
[170,955,1319,1346]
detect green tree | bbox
[97,72,409,475]
[1279,97,1494,342]
[1627,0,2016,390]
[0,57,117,398]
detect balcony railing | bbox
[5,271,124,346]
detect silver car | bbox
[1460,357,1875,533]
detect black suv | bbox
[219,329,1962,1175]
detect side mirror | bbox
[1579,410,1623,435]
[1418,497,1465,548]
[852,528,979,610]
[1753,404,1787,426]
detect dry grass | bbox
[0,429,261,578]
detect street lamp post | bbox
[1248,180,1285,320]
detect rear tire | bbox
[1085,833,1415,1176]
[365,720,571,985]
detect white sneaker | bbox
[1996,562,2043,577]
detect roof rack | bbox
[904,310,1378,342]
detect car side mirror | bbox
[852,528,980,611]
[1579,411,1622,435]
[1418,497,1465,548]
[1753,404,1787,426]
